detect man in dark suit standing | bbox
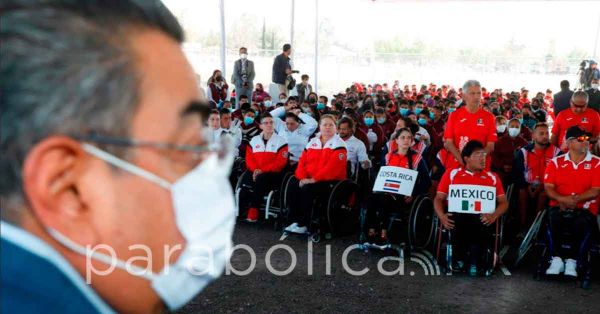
[553,80,574,117]
[232,47,255,108]
[296,74,313,104]
[272,43,293,97]
[586,78,600,112]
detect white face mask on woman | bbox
[48,142,236,310]
[508,127,521,138]
[496,124,507,133]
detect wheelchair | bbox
[234,169,293,230]
[281,175,361,243]
[358,193,437,258]
[523,208,600,289]
[433,214,505,276]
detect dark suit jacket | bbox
[296,83,313,103]
[1,227,112,313]
[586,88,600,112]
[553,89,574,116]
[231,59,255,87]
[272,54,290,84]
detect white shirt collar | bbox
[563,151,592,165]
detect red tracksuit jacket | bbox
[295,135,348,182]
[245,133,288,173]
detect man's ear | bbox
[22,136,97,244]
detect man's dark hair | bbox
[1,0,184,216]
[301,74,309,81]
[461,140,485,163]
[240,102,252,111]
[283,43,291,52]
[560,80,570,89]
[219,108,232,116]
[259,112,273,122]
[533,122,549,130]
[338,117,355,130]
[284,112,302,123]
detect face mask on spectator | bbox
[415,108,423,115]
[496,124,507,133]
[377,117,386,124]
[317,102,325,110]
[364,117,375,126]
[264,100,273,107]
[418,118,427,126]
[240,53,248,59]
[592,83,599,89]
[244,116,254,125]
[400,108,409,116]
[429,112,434,119]
[448,108,456,113]
[508,127,520,137]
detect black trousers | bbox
[547,207,597,259]
[286,178,337,228]
[366,192,409,230]
[451,213,496,266]
[239,171,283,209]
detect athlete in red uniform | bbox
[543,126,600,277]
[443,80,497,171]
[551,90,600,150]
[366,127,431,243]
[284,115,348,234]
[434,140,508,275]
[240,113,288,222]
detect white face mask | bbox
[508,127,520,138]
[48,143,236,310]
[496,124,507,133]
[592,83,599,89]
[240,53,248,60]
[264,100,273,107]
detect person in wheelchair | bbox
[338,117,371,179]
[240,113,289,222]
[366,127,431,244]
[434,140,509,276]
[513,122,562,234]
[284,114,347,234]
[543,126,600,276]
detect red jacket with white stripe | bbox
[245,133,288,173]
[295,135,348,182]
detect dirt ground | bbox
[178,223,599,314]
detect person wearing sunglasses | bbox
[551,91,600,151]
[543,126,600,277]
[1,1,236,313]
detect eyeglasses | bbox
[471,151,487,158]
[73,132,233,168]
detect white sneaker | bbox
[545,256,564,275]
[284,222,298,232]
[290,225,308,234]
[564,259,578,277]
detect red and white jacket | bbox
[245,133,288,173]
[295,135,348,182]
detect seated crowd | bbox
[209,78,600,277]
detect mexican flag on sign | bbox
[462,200,481,212]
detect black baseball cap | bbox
[565,126,591,140]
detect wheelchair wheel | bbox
[326,180,360,237]
[234,170,250,217]
[515,209,546,267]
[408,195,436,250]
[277,174,295,229]
[280,173,295,212]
